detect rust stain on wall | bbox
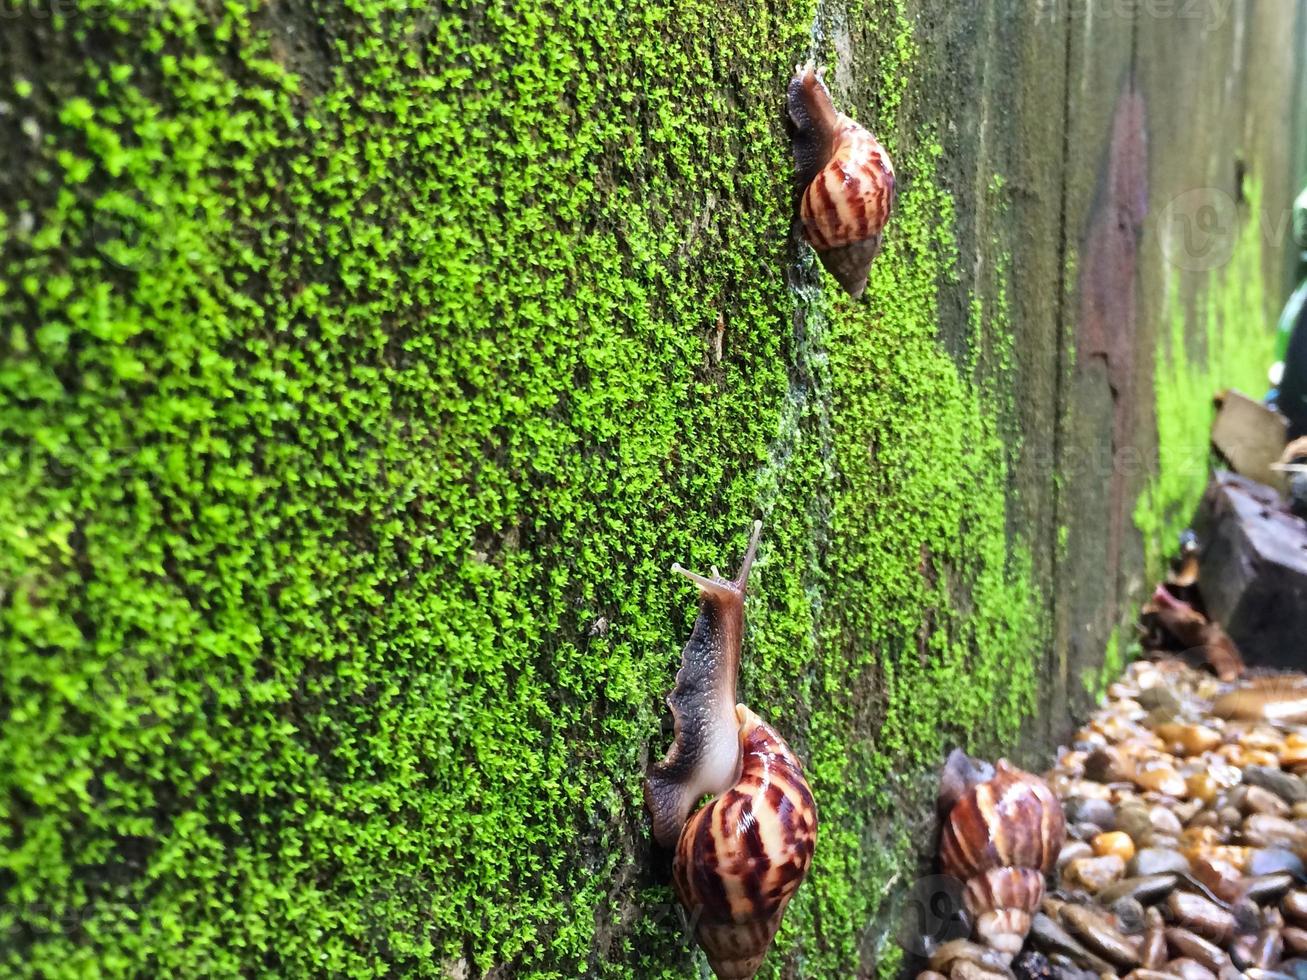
[1076,79,1149,589]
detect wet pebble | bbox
[1249,848,1306,878]
[1286,890,1307,925]
[1164,891,1237,944]
[1131,848,1191,877]
[1247,873,1298,904]
[1159,958,1217,980]
[1140,908,1167,968]
[1012,950,1053,980]
[1064,854,1126,893]
[1246,765,1307,804]
[1030,912,1115,974]
[1065,796,1118,830]
[1057,841,1094,870]
[1244,814,1307,850]
[1098,874,1180,905]
[1060,902,1141,968]
[949,962,1009,980]
[1237,785,1293,818]
[1164,926,1232,973]
[1094,832,1138,863]
[1108,895,1147,935]
[928,939,1014,975]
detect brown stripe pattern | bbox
[939,759,1066,881]
[799,120,895,253]
[962,866,1044,955]
[672,706,818,980]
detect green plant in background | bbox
[1135,182,1278,578]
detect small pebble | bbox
[1248,847,1305,877]
[1154,722,1222,756]
[948,962,1007,980]
[1030,912,1115,974]
[1245,872,1297,904]
[1136,685,1181,716]
[1057,840,1094,869]
[1245,813,1307,850]
[1065,796,1119,830]
[1252,925,1285,970]
[1140,907,1167,968]
[1097,874,1179,905]
[1012,949,1054,979]
[1159,958,1217,980]
[1282,734,1307,768]
[1093,831,1137,863]
[1109,895,1148,935]
[1060,902,1142,967]
[1164,891,1236,944]
[1284,889,1307,924]
[1065,854,1126,892]
[1189,855,1246,903]
[1240,785,1292,817]
[928,939,1013,975]
[1149,807,1184,837]
[1165,926,1232,973]
[1284,925,1307,954]
[1130,847,1191,877]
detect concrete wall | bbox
[0,0,1301,977]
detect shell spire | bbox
[787,61,895,299]
[962,866,1045,957]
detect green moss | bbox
[1,0,1047,976]
[1134,182,1279,576]
[1080,626,1125,699]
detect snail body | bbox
[645,522,817,979]
[787,61,895,299]
[939,751,1067,960]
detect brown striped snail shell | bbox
[938,752,1066,959]
[787,60,895,299]
[644,522,818,979]
[673,704,817,979]
[962,866,1045,957]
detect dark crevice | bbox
[1049,0,1077,744]
[1113,0,1142,644]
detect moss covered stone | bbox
[0,0,1155,976]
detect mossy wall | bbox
[0,1,1300,978]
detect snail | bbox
[787,60,895,299]
[938,750,1067,961]
[645,521,817,980]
